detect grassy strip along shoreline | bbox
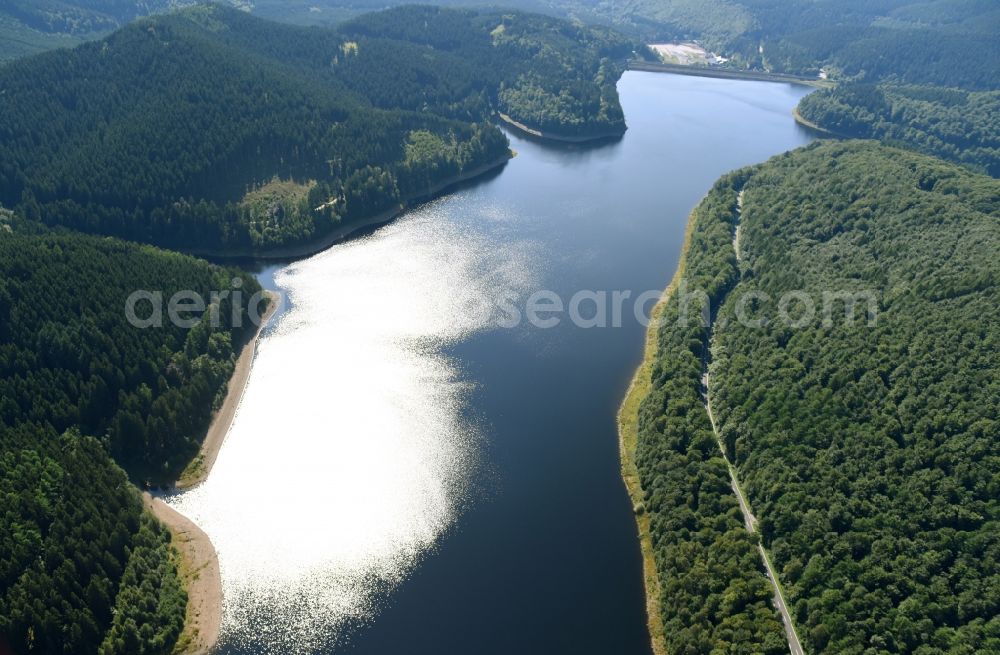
[622,172,790,652]
[617,200,703,655]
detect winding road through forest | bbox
[701,189,805,655]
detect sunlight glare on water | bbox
[168,201,534,652]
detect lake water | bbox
[168,71,814,654]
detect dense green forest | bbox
[0,5,638,651]
[635,171,787,653]
[1,426,185,655]
[5,4,998,655]
[590,0,1000,86]
[638,141,1000,652]
[0,0,169,61]
[797,83,1000,177]
[0,228,263,653]
[0,4,633,254]
[10,0,999,90]
[0,230,261,478]
[260,0,1000,86]
[715,142,1000,652]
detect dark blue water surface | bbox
[224,71,814,654]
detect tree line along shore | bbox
[2,0,999,653]
[0,5,640,653]
[622,141,1000,653]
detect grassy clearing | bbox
[177,453,206,489]
[241,177,316,221]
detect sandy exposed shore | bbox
[497,112,625,143]
[792,105,843,137]
[147,289,278,654]
[149,151,512,655]
[176,290,280,490]
[145,493,221,655]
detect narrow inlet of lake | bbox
[168,71,815,654]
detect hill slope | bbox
[8,0,997,91]
[797,83,1000,177]
[0,4,632,254]
[634,140,1000,652]
[0,0,184,60]
[713,142,1000,652]
[0,227,263,654]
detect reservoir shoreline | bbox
[146,290,278,655]
[175,289,281,490]
[153,153,511,654]
[161,71,814,654]
[145,493,222,655]
[182,152,513,262]
[617,197,702,655]
[792,105,843,137]
[497,112,626,143]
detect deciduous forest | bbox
[797,84,1000,177]
[636,141,1000,653]
[2,2,999,654]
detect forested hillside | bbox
[714,142,1000,652]
[0,4,633,254]
[338,6,632,137]
[1,426,185,655]
[0,231,261,478]
[636,141,1000,652]
[635,172,788,653]
[797,84,1000,177]
[0,0,169,60]
[0,228,263,653]
[289,0,1000,88]
[10,0,998,92]
[586,0,1000,86]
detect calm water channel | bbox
[168,71,814,654]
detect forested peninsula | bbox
[626,140,1000,653]
[0,5,642,653]
[0,4,635,256]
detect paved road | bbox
[698,186,805,655]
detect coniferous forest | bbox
[5,0,999,89]
[2,2,999,654]
[0,4,634,254]
[0,6,636,652]
[0,231,262,653]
